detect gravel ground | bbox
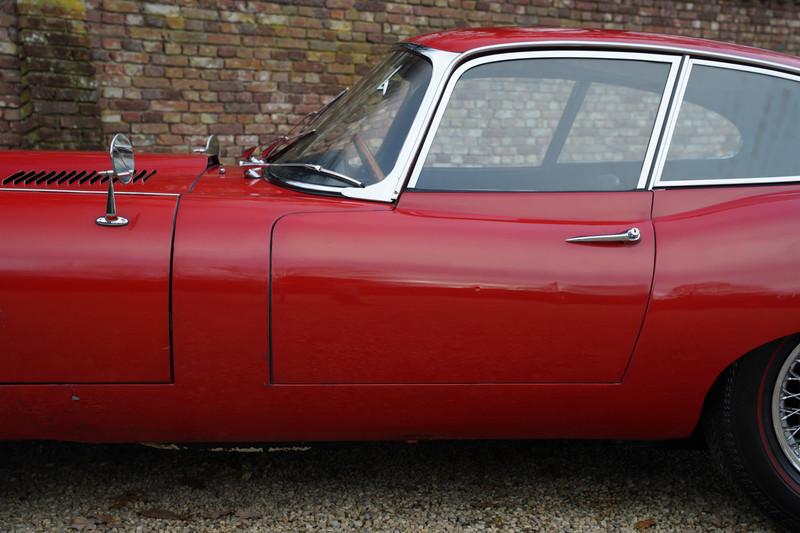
[0,440,779,532]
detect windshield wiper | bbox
[263,128,317,162]
[306,88,348,125]
[269,163,363,187]
[249,89,348,165]
[277,88,348,152]
[244,162,364,188]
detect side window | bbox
[558,83,663,163]
[661,63,800,182]
[664,101,741,161]
[424,75,573,169]
[415,57,672,192]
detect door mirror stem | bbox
[96,134,135,227]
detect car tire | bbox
[704,336,800,531]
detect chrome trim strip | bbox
[455,40,800,78]
[341,45,460,202]
[0,188,180,197]
[691,57,800,82]
[652,58,800,189]
[648,57,693,188]
[636,55,682,189]
[656,175,800,187]
[406,50,683,191]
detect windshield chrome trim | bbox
[405,49,682,191]
[340,45,460,202]
[650,58,800,189]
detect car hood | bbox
[0,150,208,194]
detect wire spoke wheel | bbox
[772,344,800,473]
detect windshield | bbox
[269,49,433,189]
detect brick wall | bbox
[1,0,799,161]
[0,1,20,148]
[16,0,102,149]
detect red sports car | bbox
[2,27,800,528]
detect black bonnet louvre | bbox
[1,169,157,186]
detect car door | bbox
[271,51,680,384]
[0,189,177,383]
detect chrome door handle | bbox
[566,227,641,244]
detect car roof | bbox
[404,27,800,73]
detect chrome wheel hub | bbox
[772,344,800,473]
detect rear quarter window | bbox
[661,63,800,182]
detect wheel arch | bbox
[697,333,800,437]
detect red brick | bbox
[3,0,800,157]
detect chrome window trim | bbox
[691,57,800,83]
[339,44,460,203]
[650,58,800,189]
[647,56,693,188]
[456,40,800,79]
[637,55,681,189]
[655,175,800,188]
[405,49,682,191]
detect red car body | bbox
[2,28,800,444]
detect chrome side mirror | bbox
[96,133,135,227]
[110,133,135,184]
[193,134,220,168]
[204,134,219,158]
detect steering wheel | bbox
[351,133,385,183]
